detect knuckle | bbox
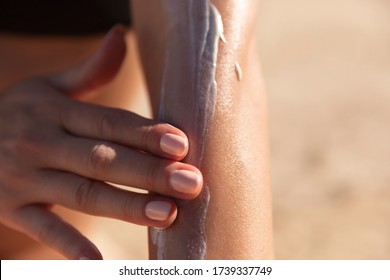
[97,110,122,140]
[122,195,138,222]
[9,132,48,167]
[140,125,154,151]
[12,132,40,154]
[140,124,163,153]
[87,144,115,175]
[144,160,163,191]
[72,178,98,209]
[35,97,61,115]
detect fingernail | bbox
[79,256,91,260]
[145,201,172,221]
[160,133,188,157]
[170,170,201,194]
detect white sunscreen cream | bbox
[151,0,224,259]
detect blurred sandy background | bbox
[2,0,390,259]
[258,0,390,259]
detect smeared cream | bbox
[216,11,227,44]
[150,0,222,259]
[235,61,243,81]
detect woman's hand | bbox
[0,26,203,260]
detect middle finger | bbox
[46,135,203,200]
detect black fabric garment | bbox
[0,0,131,36]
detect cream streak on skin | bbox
[151,0,225,259]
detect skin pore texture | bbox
[132,0,274,259]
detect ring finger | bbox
[36,169,178,228]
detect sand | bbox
[258,0,390,259]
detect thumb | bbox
[47,25,127,99]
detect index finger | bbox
[59,100,189,160]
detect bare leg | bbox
[131,0,273,259]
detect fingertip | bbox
[78,245,103,260]
[144,200,178,228]
[78,249,103,261]
[164,161,203,200]
[16,205,104,260]
[156,123,189,160]
[164,203,178,227]
[160,133,189,159]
